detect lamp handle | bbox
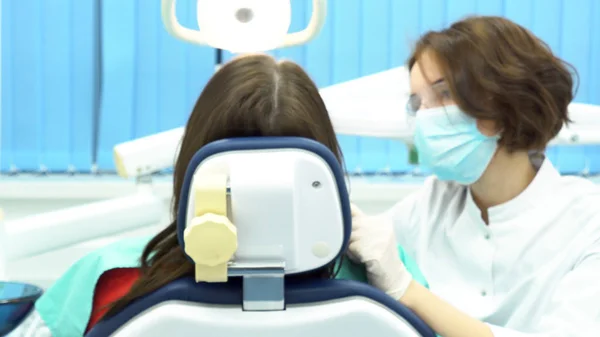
[161,0,207,45]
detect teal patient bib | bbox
[36,237,428,337]
[35,236,152,337]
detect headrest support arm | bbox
[184,174,285,311]
[229,262,285,311]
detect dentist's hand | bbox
[347,204,413,300]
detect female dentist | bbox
[349,16,600,337]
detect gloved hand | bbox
[347,204,413,300]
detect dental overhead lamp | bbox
[162,0,327,53]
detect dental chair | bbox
[86,137,436,337]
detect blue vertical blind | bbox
[1,0,98,172]
[2,0,600,174]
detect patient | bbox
[33,54,428,337]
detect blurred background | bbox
[2,0,599,178]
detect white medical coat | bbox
[390,158,600,336]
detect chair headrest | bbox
[176,137,351,281]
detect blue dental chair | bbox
[86,137,436,337]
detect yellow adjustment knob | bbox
[194,173,228,216]
[184,213,238,267]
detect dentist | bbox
[349,16,600,336]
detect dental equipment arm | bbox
[0,187,163,264]
[112,96,600,179]
[111,113,413,179]
[280,0,327,48]
[114,127,183,178]
[161,0,206,46]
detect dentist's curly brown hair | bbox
[408,15,577,152]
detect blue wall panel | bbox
[1,0,96,172]
[387,0,421,174]
[357,1,394,173]
[2,0,600,175]
[588,0,600,173]
[96,0,215,170]
[326,0,360,172]
[555,0,589,173]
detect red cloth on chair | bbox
[85,268,141,333]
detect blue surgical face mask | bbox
[413,105,498,185]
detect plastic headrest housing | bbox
[176,137,352,276]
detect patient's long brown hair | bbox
[104,54,344,318]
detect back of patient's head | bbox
[175,54,342,213]
[104,54,342,318]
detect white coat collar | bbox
[465,155,560,224]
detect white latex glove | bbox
[348,204,413,300]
